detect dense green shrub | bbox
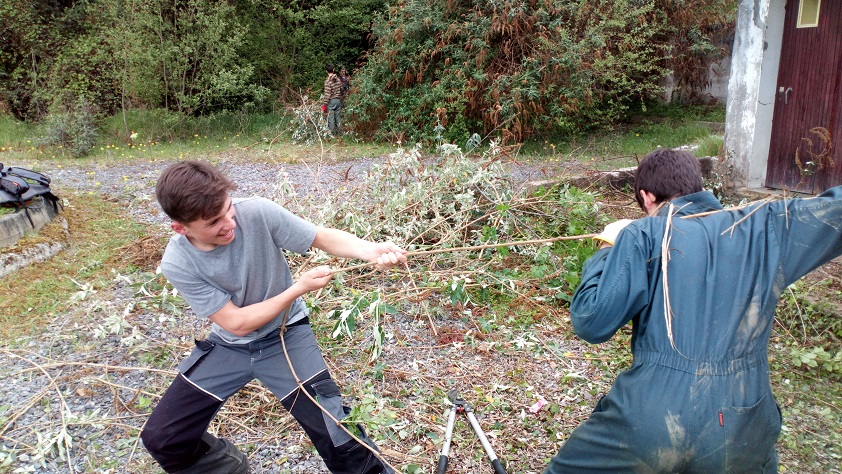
[349,0,735,144]
[235,0,387,102]
[0,0,76,120]
[40,98,99,157]
[1,0,386,121]
[1,0,733,142]
[41,36,121,116]
[1,0,273,121]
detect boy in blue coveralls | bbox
[545,149,842,473]
[142,161,405,473]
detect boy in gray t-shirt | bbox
[141,161,405,474]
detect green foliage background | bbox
[0,0,734,145]
[350,0,735,143]
[0,0,385,119]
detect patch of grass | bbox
[520,103,726,169]
[2,109,394,167]
[693,134,724,158]
[101,109,284,145]
[0,113,41,150]
[634,102,726,123]
[0,192,154,339]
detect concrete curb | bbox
[1,197,66,279]
[0,197,57,247]
[0,217,68,278]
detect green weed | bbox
[39,99,99,157]
[770,277,842,471]
[0,113,40,149]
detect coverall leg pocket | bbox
[722,394,781,473]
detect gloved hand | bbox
[594,219,633,246]
[321,104,328,114]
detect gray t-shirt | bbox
[160,197,317,344]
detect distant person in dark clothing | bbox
[338,66,351,105]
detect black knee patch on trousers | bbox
[282,371,388,474]
[142,374,224,471]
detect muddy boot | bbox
[174,433,249,474]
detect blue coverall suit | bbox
[545,187,842,473]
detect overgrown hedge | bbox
[0,0,384,121]
[0,0,734,148]
[348,0,735,143]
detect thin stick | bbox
[720,197,775,237]
[679,191,822,221]
[2,351,76,473]
[10,360,177,378]
[402,260,438,336]
[0,387,52,436]
[326,193,796,277]
[661,204,681,355]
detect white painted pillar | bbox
[725,0,787,190]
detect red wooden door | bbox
[766,0,842,193]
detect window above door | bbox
[797,0,821,28]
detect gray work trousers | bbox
[141,321,390,473]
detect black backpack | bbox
[0,163,62,228]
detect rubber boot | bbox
[173,433,249,474]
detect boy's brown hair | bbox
[635,149,703,211]
[156,161,236,223]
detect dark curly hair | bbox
[635,149,703,211]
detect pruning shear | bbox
[436,389,507,474]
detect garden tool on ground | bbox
[436,389,507,474]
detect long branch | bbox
[332,233,597,274]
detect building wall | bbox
[703,58,732,104]
[659,58,731,104]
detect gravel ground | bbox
[1,154,601,474]
[4,152,841,473]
